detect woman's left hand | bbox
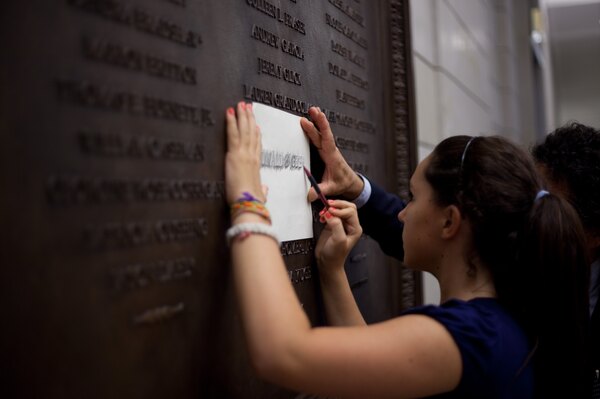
[225,102,265,205]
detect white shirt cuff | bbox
[352,174,372,209]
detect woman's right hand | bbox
[300,107,365,201]
[315,199,363,272]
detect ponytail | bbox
[517,194,589,398]
[427,136,591,397]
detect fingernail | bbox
[325,211,332,219]
[319,209,325,216]
[227,107,234,115]
[328,200,334,205]
[238,101,245,109]
[319,215,326,223]
[247,103,252,110]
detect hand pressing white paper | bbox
[252,103,313,242]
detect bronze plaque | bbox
[0,1,417,397]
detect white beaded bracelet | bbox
[226,222,280,246]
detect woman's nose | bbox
[397,208,406,223]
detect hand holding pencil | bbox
[303,166,330,210]
[313,197,363,270]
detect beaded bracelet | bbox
[226,222,279,246]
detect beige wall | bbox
[409,0,541,304]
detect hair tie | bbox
[535,190,549,202]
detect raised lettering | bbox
[111,257,196,291]
[243,84,309,116]
[46,176,224,206]
[336,89,366,109]
[246,0,306,34]
[78,131,204,162]
[68,0,202,47]
[325,13,368,49]
[250,24,280,48]
[83,218,209,250]
[335,137,369,153]
[328,0,364,27]
[322,108,376,133]
[280,239,315,256]
[280,38,305,60]
[56,79,214,126]
[83,37,197,85]
[257,57,302,85]
[288,266,313,284]
[328,62,368,90]
[331,40,366,69]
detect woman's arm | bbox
[226,101,313,374]
[232,231,461,398]
[315,200,366,326]
[225,102,462,398]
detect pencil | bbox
[303,166,329,209]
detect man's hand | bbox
[300,107,364,201]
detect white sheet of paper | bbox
[252,103,313,242]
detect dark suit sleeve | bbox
[357,180,405,260]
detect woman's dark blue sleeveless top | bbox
[403,298,534,398]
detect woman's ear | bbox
[441,205,462,239]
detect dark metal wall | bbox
[0,0,417,397]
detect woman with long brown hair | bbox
[224,102,588,398]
